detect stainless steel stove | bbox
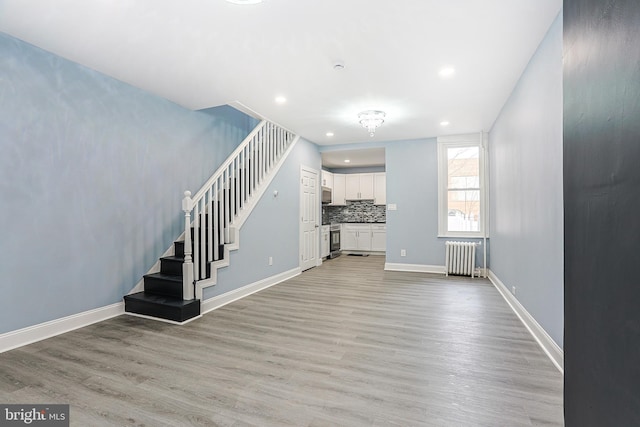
[329,224,341,258]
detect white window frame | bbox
[437,133,488,238]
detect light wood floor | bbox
[0,255,563,426]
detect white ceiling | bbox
[0,0,561,147]
[322,148,385,170]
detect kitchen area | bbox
[319,148,386,260]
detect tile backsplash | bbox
[323,200,386,224]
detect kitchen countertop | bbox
[322,221,386,225]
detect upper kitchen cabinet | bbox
[345,175,359,199]
[345,174,374,200]
[331,174,346,205]
[328,172,384,205]
[374,172,386,205]
[321,170,333,189]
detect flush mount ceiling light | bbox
[344,159,351,163]
[358,110,386,137]
[440,121,450,126]
[275,96,286,104]
[326,132,334,137]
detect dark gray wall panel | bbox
[564,0,640,425]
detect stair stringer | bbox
[193,135,300,301]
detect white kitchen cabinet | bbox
[341,226,357,251]
[371,224,386,251]
[331,174,346,205]
[345,175,360,200]
[321,170,333,189]
[321,225,330,258]
[374,172,386,205]
[341,223,386,252]
[356,228,372,250]
[345,173,375,200]
[342,224,372,251]
[360,174,374,199]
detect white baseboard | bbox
[384,263,486,278]
[384,263,446,274]
[0,303,124,354]
[202,267,301,314]
[488,270,564,374]
[123,311,202,325]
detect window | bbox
[437,134,487,237]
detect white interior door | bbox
[300,167,318,271]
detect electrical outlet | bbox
[512,286,516,295]
[401,249,406,257]
[269,256,273,266]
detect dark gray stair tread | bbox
[143,272,182,282]
[124,292,197,307]
[143,272,183,298]
[161,255,218,264]
[124,292,200,322]
[160,255,184,262]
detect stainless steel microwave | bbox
[321,187,332,204]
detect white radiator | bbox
[445,241,478,278]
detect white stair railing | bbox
[181,120,297,299]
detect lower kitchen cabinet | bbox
[321,225,330,258]
[341,225,359,251]
[371,224,386,251]
[355,224,372,251]
[341,224,385,252]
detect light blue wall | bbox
[385,139,487,266]
[0,33,258,334]
[206,137,321,298]
[489,12,563,347]
[386,138,439,264]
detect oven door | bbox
[330,229,341,252]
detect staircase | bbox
[124,120,298,323]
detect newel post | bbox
[182,191,195,300]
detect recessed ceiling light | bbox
[344,159,351,163]
[226,0,262,4]
[439,67,456,78]
[440,121,450,126]
[326,132,334,137]
[275,96,286,104]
